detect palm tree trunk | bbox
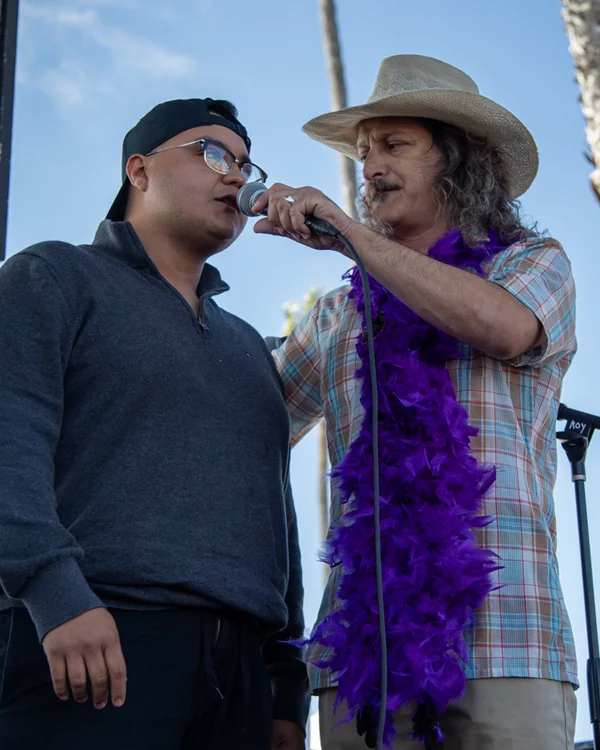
[318,0,358,220]
[561,0,600,201]
[316,0,358,581]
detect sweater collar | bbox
[92,220,230,298]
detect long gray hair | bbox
[361,118,539,248]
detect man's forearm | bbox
[345,222,542,360]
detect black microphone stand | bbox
[557,403,600,750]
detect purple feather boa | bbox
[308,230,508,746]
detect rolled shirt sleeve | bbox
[488,238,576,367]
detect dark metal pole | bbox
[0,0,20,261]
[558,404,600,749]
[574,474,600,750]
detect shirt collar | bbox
[92,220,230,298]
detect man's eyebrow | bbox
[358,129,412,146]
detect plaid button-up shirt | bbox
[273,237,578,691]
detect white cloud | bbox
[74,0,141,7]
[37,60,118,112]
[22,4,95,26]
[20,1,197,114]
[40,65,89,109]
[88,26,195,81]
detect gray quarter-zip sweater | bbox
[0,220,308,727]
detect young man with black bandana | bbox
[0,98,308,750]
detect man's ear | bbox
[126,154,149,193]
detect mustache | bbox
[367,179,402,204]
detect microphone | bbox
[236,182,339,238]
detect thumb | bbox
[253,218,280,235]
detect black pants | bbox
[0,608,273,749]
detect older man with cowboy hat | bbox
[255,55,578,749]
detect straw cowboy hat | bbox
[302,55,538,200]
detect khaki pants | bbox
[319,679,576,750]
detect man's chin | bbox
[204,218,244,251]
[365,207,397,238]
[371,199,401,219]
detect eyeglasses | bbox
[147,138,267,184]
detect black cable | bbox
[305,216,387,750]
[339,232,387,750]
[235,182,390,747]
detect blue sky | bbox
[6,0,600,741]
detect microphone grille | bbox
[236,182,267,217]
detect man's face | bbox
[134,124,251,253]
[357,117,445,239]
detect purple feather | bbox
[304,230,507,746]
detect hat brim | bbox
[106,180,130,222]
[302,90,538,200]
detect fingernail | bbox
[96,702,107,710]
[58,694,68,701]
[114,698,124,707]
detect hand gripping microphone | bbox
[236,182,339,238]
